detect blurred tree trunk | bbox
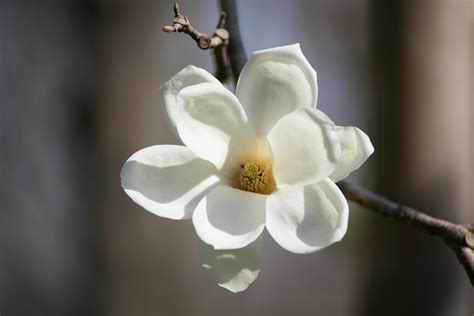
[364,0,472,315]
[0,1,99,315]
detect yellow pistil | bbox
[239,162,275,194]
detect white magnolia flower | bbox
[121,44,374,293]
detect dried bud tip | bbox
[217,11,227,28]
[162,25,175,33]
[174,3,180,16]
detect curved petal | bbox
[267,107,341,186]
[198,235,262,293]
[192,185,266,250]
[121,145,220,220]
[236,43,318,136]
[329,126,374,182]
[176,82,258,171]
[266,178,349,254]
[160,65,221,139]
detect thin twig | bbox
[163,3,232,83]
[337,180,474,285]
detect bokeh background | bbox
[1,0,473,315]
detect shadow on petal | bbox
[204,187,267,235]
[297,180,348,249]
[122,158,219,217]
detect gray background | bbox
[1,0,473,315]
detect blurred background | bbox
[1,0,473,315]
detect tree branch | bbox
[218,0,247,79]
[163,3,232,83]
[337,180,474,285]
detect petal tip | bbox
[198,236,262,294]
[288,42,302,52]
[251,43,306,60]
[218,281,253,293]
[356,127,375,157]
[159,65,218,95]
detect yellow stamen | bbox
[239,162,275,194]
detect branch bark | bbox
[218,0,247,79]
[337,180,474,285]
[163,3,232,83]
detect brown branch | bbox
[337,180,474,285]
[219,0,247,79]
[163,3,232,83]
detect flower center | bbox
[239,162,275,194]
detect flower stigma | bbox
[239,161,275,194]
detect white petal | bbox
[176,82,257,171]
[330,126,374,182]
[192,185,266,250]
[266,178,349,254]
[160,65,221,138]
[236,43,318,136]
[198,235,262,293]
[121,145,220,220]
[267,107,341,186]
